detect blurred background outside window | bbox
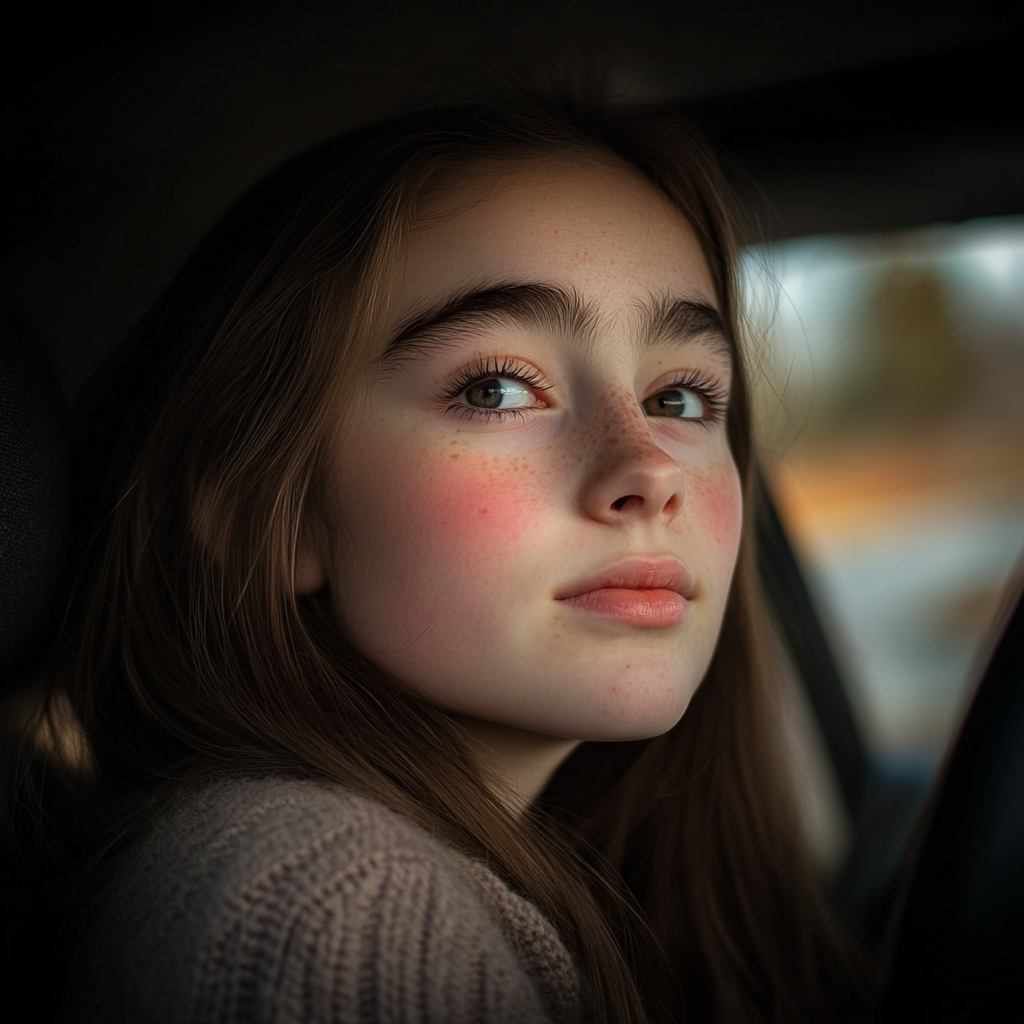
[746,216,1024,783]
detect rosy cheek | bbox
[408,452,545,553]
[689,463,743,552]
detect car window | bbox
[746,216,1024,783]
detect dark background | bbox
[3,0,1022,399]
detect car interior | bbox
[2,2,1023,1020]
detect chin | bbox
[531,667,700,744]
[583,650,708,741]
[575,703,693,743]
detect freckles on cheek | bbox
[412,454,545,551]
[689,465,743,552]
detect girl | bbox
[35,94,869,1022]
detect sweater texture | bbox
[65,775,584,1024]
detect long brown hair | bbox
[47,93,869,1022]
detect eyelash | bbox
[441,357,551,422]
[441,359,729,423]
[659,369,730,425]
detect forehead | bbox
[392,156,718,318]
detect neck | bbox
[452,716,580,813]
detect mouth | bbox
[555,558,693,627]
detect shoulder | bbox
[67,775,582,1024]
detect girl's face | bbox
[303,155,742,743]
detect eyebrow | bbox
[639,294,734,363]
[378,283,734,368]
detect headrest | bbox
[0,309,68,687]
[69,129,361,556]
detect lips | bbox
[555,558,693,627]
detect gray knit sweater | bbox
[66,776,584,1024]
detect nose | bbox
[579,399,685,526]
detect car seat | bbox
[0,308,68,687]
[877,580,1024,1020]
[0,307,72,1024]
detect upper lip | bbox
[556,558,694,600]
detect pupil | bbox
[658,390,685,415]
[467,378,504,409]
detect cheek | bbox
[413,451,546,551]
[340,444,550,624]
[689,460,743,555]
[344,447,550,661]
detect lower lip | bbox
[558,588,686,626]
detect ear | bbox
[294,537,329,595]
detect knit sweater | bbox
[65,776,584,1024]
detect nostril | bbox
[612,494,641,511]
[663,494,683,515]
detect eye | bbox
[442,358,550,420]
[461,376,535,410]
[642,387,706,419]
